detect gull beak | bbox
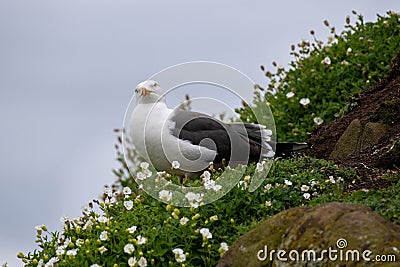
[141,87,152,96]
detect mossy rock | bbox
[217,202,400,267]
[329,119,388,160]
[330,119,363,159]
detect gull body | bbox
[129,80,307,177]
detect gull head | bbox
[134,80,165,103]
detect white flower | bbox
[190,202,199,208]
[98,216,108,224]
[171,160,180,169]
[66,249,78,257]
[265,200,272,207]
[264,184,272,191]
[203,174,222,191]
[204,179,216,190]
[35,224,46,231]
[220,242,229,252]
[136,235,147,245]
[303,193,311,200]
[299,98,310,106]
[98,246,107,254]
[301,185,310,192]
[99,231,108,241]
[55,247,65,256]
[127,225,137,234]
[81,205,91,215]
[140,162,149,169]
[313,117,324,125]
[90,264,100,267]
[138,256,147,267]
[321,56,331,65]
[210,215,218,222]
[83,219,93,230]
[180,217,189,226]
[159,190,172,202]
[124,243,135,254]
[202,171,211,180]
[46,257,59,266]
[172,248,186,263]
[75,238,84,247]
[347,47,352,54]
[329,175,336,184]
[185,192,202,203]
[143,168,152,178]
[341,60,350,66]
[106,196,116,205]
[185,192,196,202]
[128,257,137,267]
[103,186,112,196]
[286,92,295,98]
[284,179,293,186]
[213,184,222,191]
[136,172,147,181]
[123,187,132,195]
[124,200,134,210]
[157,171,166,177]
[256,162,264,172]
[200,228,212,239]
[60,215,69,223]
[63,237,72,247]
[195,193,203,202]
[172,248,184,255]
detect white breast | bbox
[129,102,217,176]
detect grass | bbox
[238,10,400,142]
[20,156,364,267]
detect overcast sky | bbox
[1,1,399,265]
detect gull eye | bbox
[135,88,139,93]
[153,82,158,87]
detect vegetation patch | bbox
[16,11,400,267]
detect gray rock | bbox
[217,202,400,267]
[330,119,387,160]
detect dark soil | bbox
[310,52,400,191]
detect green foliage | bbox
[311,171,400,222]
[20,157,357,266]
[238,11,400,141]
[19,11,400,267]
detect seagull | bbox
[129,80,308,178]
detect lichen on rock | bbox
[217,202,400,267]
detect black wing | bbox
[169,110,261,165]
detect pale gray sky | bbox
[1,1,399,265]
